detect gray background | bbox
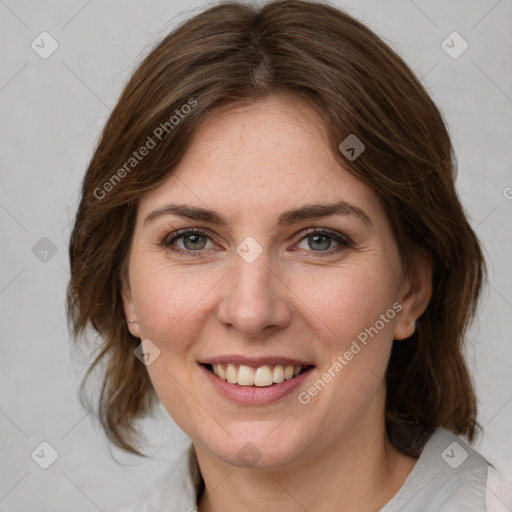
[1,0,511,510]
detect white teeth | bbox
[237,365,255,385]
[210,363,306,386]
[272,365,285,383]
[254,365,273,387]
[226,363,238,384]
[284,365,294,380]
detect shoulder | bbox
[116,445,198,512]
[486,465,512,512]
[382,427,512,511]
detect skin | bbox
[122,94,432,512]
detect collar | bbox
[129,427,488,511]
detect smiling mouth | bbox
[203,363,313,387]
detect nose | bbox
[217,248,292,337]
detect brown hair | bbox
[67,0,485,456]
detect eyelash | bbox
[161,228,353,258]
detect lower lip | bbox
[200,365,314,405]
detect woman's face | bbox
[123,95,428,469]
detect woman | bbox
[67,1,511,510]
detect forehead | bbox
[137,95,381,225]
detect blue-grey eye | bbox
[311,234,334,251]
[180,233,208,250]
[296,232,344,252]
[166,231,215,251]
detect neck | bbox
[195,415,417,512]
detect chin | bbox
[198,422,312,470]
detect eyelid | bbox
[161,226,353,254]
[162,227,219,246]
[297,227,353,247]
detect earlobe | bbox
[394,318,417,341]
[393,248,432,341]
[121,271,140,338]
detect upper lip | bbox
[199,355,314,367]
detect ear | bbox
[393,247,432,340]
[121,265,140,338]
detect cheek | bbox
[293,263,400,415]
[292,267,398,421]
[130,256,221,347]
[128,260,220,431]
[293,262,399,347]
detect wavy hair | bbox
[67,0,485,456]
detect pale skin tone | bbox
[122,95,432,512]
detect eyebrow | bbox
[144,200,373,227]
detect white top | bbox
[118,427,512,511]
